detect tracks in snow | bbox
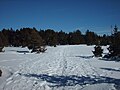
[1,46,105,90]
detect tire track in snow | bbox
[1,54,47,90]
[53,46,67,76]
[80,58,100,78]
[80,61,90,77]
[56,46,68,76]
[2,47,66,90]
[61,57,67,76]
[1,46,111,90]
[75,55,101,78]
[85,59,100,77]
[80,57,107,79]
[85,58,108,77]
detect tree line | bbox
[0,26,120,60]
[0,27,111,48]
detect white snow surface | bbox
[0,45,120,90]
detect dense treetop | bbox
[0,27,112,47]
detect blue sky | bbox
[0,0,120,34]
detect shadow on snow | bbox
[100,67,120,72]
[18,73,120,87]
[76,55,94,59]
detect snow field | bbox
[0,45,120,90]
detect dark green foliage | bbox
[68,30,85,45]
[44,29,58,46]
[0,31,8,47]
[30,29,43,47]
[108,25,120,57]
[19,28,43,48]
[0,27,112,47]
[93,45,103,57]
[0,35,3,47]
[58,30,68,45]
[85,30,98,45]
[99,34,111,46]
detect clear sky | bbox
[0,0,120,34]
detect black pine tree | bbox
[108,25,120,58]
[0,37,4,52]
[92,43,103,57]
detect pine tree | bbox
[108,25,120,58]
[68,30,85,45]
[92,43,103,57]
[44,29,58,46]
[0,35,3,47]
[0,32,5,52]
[58,30,68,45]
[85,30,98,45]
[29,29,44,53]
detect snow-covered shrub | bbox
[106,25,120,61]
[31,46,47,53]
[92,45,103,57]
[39,46,47,53]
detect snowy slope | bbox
[0,45,120,90]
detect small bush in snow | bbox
[31,46,47,53]
[92,45,103,57]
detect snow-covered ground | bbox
[0,45,120,90]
